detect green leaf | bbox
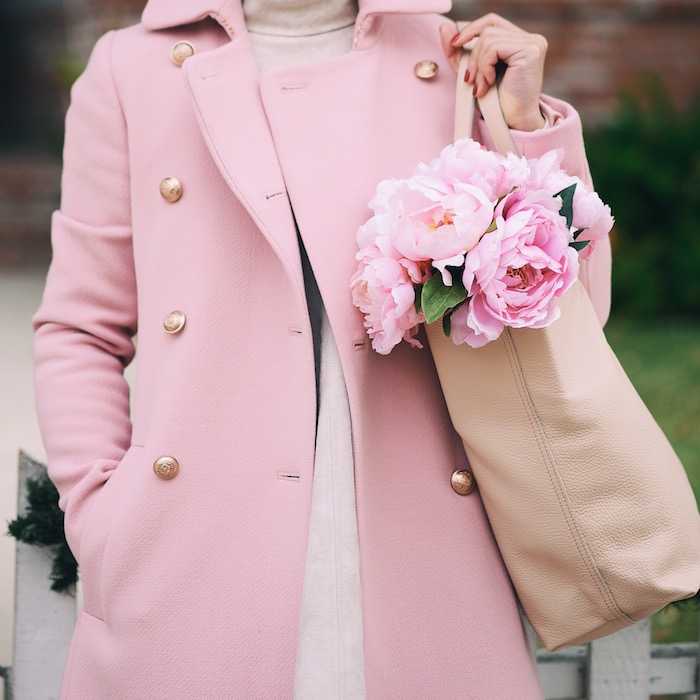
[442,311,452,337]
[414,284,422,313]
[573,228,586,241]
[556,183,577,229]
[570,239,591,252]
[421,273,468,325]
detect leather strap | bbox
[454,22,519,157]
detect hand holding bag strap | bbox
[454,30,518,157]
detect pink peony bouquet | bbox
[351,139,614,354]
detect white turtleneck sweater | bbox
[245,0,358,71]
[243,3,367,699]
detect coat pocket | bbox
[77,445,144,620]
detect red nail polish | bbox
[450,33,461,47]
[473,84,478,96]
[465,69,471,83]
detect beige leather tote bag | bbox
[425,50,700,651]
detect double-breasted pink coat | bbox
[33,0,612,697]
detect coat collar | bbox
[142,0,452,36]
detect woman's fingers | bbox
[450,13,522,49]
[467,29,546,96]
[467,29,507,95]
[444,14,547,130]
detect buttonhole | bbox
[265,191,286,200]
[353,339,368,350]
[281,84,308,93]
[289,327,304,336]
[277,472,301,482]
[201,73,219,80]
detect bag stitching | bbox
[504,327,626,622]
[503,327,634,625]
[501,331,598,600]
[503,328,622,621]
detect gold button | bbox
[153,456,179,480]
[451,469,474,495]
[414,60,439,80]
[163,310,186,334]
[159,177,183,203]
[171,41,195,66]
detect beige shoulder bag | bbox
[425,49,700,651]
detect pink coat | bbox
[33,0,612,697]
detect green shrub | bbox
[585,76,700,317]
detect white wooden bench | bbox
[3,452,698,700]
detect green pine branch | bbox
[6,459,78,593]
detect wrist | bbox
[506,109,547,132]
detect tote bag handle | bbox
[454,22,519,157]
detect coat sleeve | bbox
[32,30,136,562]
[474,95,613,327]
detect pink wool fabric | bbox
[33,0,612,697]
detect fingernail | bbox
[472,83,478,96]
[465,69,471,83]
[450,33,461,47]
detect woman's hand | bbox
[440,14,548,132]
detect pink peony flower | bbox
[524,149,614,259]
[350,243,427,355]
[452,188,580,347]
[524,148,568,192]
[424,137,526,202]
[351,137,613,352]
[569,188,614,260]
[366,174,495,270]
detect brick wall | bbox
[0,158,61,268]
[1,0,699,266]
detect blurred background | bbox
[1,0,699,688]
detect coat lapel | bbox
[182,35,305,291]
